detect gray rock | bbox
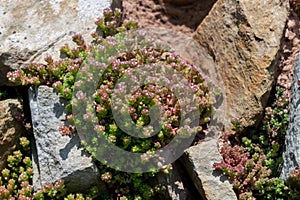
[281,54,300,180]
[0,0,118,86]
[182,139,237,200]
[156,162,203,200]
[29,85,101,192]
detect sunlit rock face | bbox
[194,0,289,130]
[0,0,115,86]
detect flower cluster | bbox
[287,168,300,193]
[214,86,299,199]
[85,47,213,154]
[7,7,214,199]
[214,132,272,199]
[6,8,137,102]
[94,8,138,39]
[0,137,99,199]
[0,137,33,199]
[73,33,212,199]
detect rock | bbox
[0,99,25,170]
[155,161,203,200]
[122,0,216,35]
[28,85,102,193]
[281,54,300,180]
[163,0,197,6]
[193,0,289,130]
[0,0,118,86]
[181,139,237,200]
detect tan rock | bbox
[193,0,289,129]
[0,99,25,170]
[122,0,217,35]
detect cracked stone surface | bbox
[29,85,103,193]
[182,139,237,200]
[193,0,290,129]
[0,0,116,86]
[281,54,300,180]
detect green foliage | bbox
[0,90,7,100]
[0,137,97,199]
[0,137,34,199]
[258,87,289,174]
[214,86,300,199]
[212,5,300,199]
[7,7,213,199]
[286,168,300,192]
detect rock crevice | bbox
[281,54,300,180]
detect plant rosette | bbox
[72,29,215,173]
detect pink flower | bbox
[52,81,62,88]
[74,80,83,87]
[103,8,113,16]
[76,90,86,100]
[94,125,105,132]
[59,126,71,136]
[83,112,92,120]
[63,88,71,93]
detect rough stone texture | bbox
[193,0,289,130]
[29,85,102,192]
[163,0,197,6]
[182,139,237,200]
[0,99,25,170]
[281,54,300,180]
[155,161,203,200]
[0,0,116,86]
[122,0,217,35]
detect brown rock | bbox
[193,0,289,129]
[122,0,217,35]
[0,99,26,170]
[163,0,196,6]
